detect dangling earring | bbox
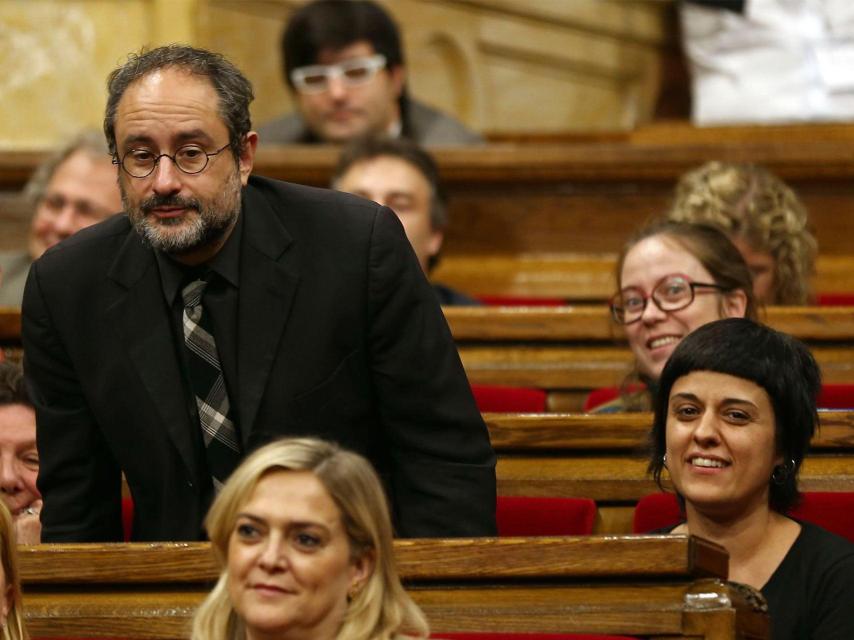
[662,453,668,468]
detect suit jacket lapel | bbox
[105,232,201,483]
[237,184,299,443]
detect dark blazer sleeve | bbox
[22,261,123,542]
[366,206,497,537]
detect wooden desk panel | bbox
[20,537,766,639]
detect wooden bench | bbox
[20,536,768,639]
[485,410,854,532]
[444,306,854,409]
[4,306,854,408]
[5,122,854,295]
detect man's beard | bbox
[123,169,242,256]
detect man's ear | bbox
[238,132,259,186]
[428,229,444,260]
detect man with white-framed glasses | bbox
[257,0,482,145]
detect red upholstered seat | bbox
[632,492,682,533]
[789,492,854,542]
[816,292,854,306]
[633,492,854,542]
[471,384,547,413]
[497,496,596,537]
[816,384,854,409]
[122,496,134,541]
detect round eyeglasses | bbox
[290,54,387,94]
[610,274,728,325]
[113,143,230,179]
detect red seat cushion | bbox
[633,491,854,542]
[471,384,547,413]
[790,492,854,543]
[816,293,854,306]
[632,493,682,533]
[497,496,596,536]
[122,497,134,542]
[817,384,854,409]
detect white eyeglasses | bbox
[290,54,387,94]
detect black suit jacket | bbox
[23,176,496,542]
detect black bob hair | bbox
[648,317,821,513]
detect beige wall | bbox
[1,0,671,149]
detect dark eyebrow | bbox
[174,129,216,146]
[720,397,759,410]
[671,392,701,403]
[671,392,758,410]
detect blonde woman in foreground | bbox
[0,500,28,640]
[192,437,429,640]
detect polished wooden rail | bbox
[445,305,854,342]
[19,536,768,639]
[483,410,854,451]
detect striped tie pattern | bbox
[181,278,241,491]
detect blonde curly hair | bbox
[668,162,817,304]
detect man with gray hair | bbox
[23,45,496,542]
[0,131,121,306]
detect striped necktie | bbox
[181,277,241,491]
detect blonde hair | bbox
[0,502,28,640]
[668,161,817,304]
[191,438,429,640]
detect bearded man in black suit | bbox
[22,45,495,542]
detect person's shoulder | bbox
[795,520,854,562]
[407,99,484,145]
[255,112,310,144]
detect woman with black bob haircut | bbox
[648,317,854,640]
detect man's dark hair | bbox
[104,45,254,159]
[0,362,31,408]
[649,317,821,513]
[332,136,448,229]
[281,0,405,90]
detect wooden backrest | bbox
[19,536,768,639]
[485,411,854,505]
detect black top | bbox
[762,521,854,640]
[659,520,854,639]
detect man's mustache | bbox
[140,194,201,214]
